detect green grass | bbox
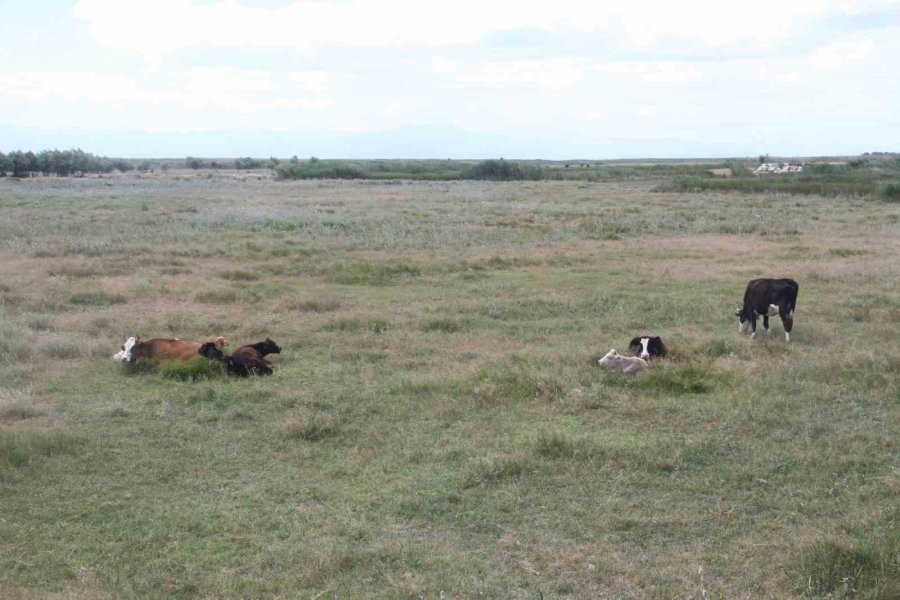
[0,171,898,598]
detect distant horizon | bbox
[2,125,893,162]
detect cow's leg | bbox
[763,314,771,335]
[750,313,758,338]
[780,306,793,342]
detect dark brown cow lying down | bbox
[122,336,227,363]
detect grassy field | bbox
[1,173,898,599]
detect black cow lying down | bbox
[199,342,273,377]
[737,278,799,341]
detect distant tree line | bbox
[186,156,279,170]
[0,149,133,177]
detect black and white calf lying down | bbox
[199,338,281,377]
[737,278,799,341]
[628,336,667,361]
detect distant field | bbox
[1,174,898,599]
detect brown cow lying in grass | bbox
[115,336,227,363]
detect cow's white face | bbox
[638,337,651,360]
[119,336,137,362]
[597,349,618,367]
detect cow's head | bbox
[261,338,281,355]
[198,342,225,361]
[115,336,138,362]
[736,308,751,333]
[124,337,149,362]
[597,349,620,367]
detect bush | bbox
[275,161,368,180]
[463,159,544,181]
[878,182,900,202]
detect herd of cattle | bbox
[112,278,798,378]
[598,277,799,373]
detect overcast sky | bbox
[2,0,899,159]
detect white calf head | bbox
[597,349,619,367]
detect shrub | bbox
[275,161,368,180]
[878,182,900,202]
[463,159,544,181]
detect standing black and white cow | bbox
[736,278,799,341]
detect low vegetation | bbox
[0,171,897,598]
[657,157,900,200]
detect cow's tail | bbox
[788,280,799,316]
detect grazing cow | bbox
[737,278,799,341]
[597,349,647,373]
[231,338,281,367]
[120,336,227,362]
[198,342,273,377]
[628,336,667,360]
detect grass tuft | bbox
[0,430,83,473]
[461,453,537,488]
[69,291,126,306]
[281,408,340,441]
[218,270,259,281]
[638,364,727,395]
[160,358,225,381]
[796,515,900,600]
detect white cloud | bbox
[71,0,898,64]
[591,61,703,83]
[812,39,874,71]
[459,59,584,91]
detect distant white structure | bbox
[754,162,803,175]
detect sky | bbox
[2,0,899,159]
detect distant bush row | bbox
[274,158,547,181]
[656,158,900,202]
[0,149,132,177]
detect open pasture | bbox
[1,174,898,599]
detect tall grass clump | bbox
[0,430,82,473]
[464,159,544,181]
[160,358,225,381]
[796,516,900,599]
[69,291,126,306]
